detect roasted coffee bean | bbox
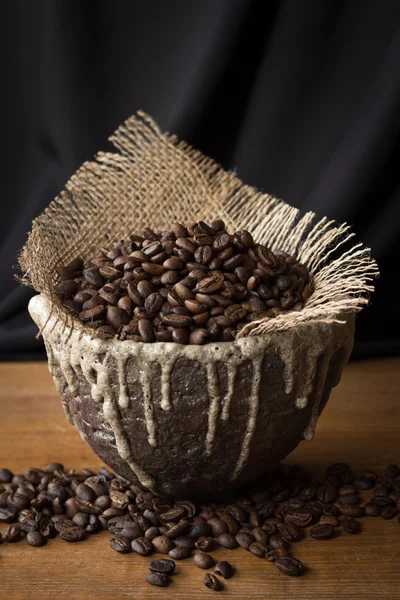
[131,536,153,555]
[341,517,360,534]
[0,468,14,483]
[310,524,334,540]
[59,525,86,542]
[248,541,268,558]
[149,558,176,575]
[275,556,304,577]
[0,508,17,522]
[204,573,223,591]
[189,328,208,345]
[236,531,255,549]
[110,535,131,553]
[250,527,268,545]
[319,514,340,527]
[364,502,381,517]
[218,532,238,549]
[4,523,21,542]
[339,504,364,518]
[151,535,174,554]
[168,545,192,560]
[266,548,288,562]
[278,522,302,542]
[26,531,47,547]
[145,527,160,540]
[381,505,398,520]
[339,493,359,505]
[317,484,337,503]
[385,464,400,479]
[195,536,216,551]
[269,534,288,550]
[173,535,196,550]
[165,519,190,539]
[214,560,234,580]
[146,573,169,587]
[208,517,228,537]
[285,510,313,527]
[194,551,215,569]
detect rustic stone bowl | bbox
[29,294,354,499]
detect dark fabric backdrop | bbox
[1,0,399,361]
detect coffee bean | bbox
[136,319,154,342]
[364,502,381,517]
[285,510,313,527]
[149,558,176,575]
[59,524,86,542]
[341,517,360,534]
[217,532,238,549]
[381,505,398,520]
[204,573,223,591]
[236,531,255,549]
[269,534,288,550]
[131,536,153,555]
[339,505,364,518]
[83,268,104,288]
[310,524,334,540]
[275,556,304,577]
[0,508,17,522]
[193,551,215,569]
[110,535,131,553]
[0,468,14,483]
[249,541,268,557]
[173,536,196,550]
[26,531,47,547]
[319,514,340,527]
[317,484,337,503]
[189,328,208,345]
[168,545,192,560]
[214,560,234,579]
[278,522,302,542]
[151,535,174,554]
[195,536,216,551]
[4,523,21,542]
[339,493,359,505]
[385,464,400,479]
[146,573,169,587]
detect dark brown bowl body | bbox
[29,295,354,498]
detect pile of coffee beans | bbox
[1,462,399,591]
[56,221,313,343]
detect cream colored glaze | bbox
[28,295,354,491]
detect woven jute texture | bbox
[19,111,378,339]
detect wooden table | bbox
[0,359,399,599]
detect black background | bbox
[1,0,399,361]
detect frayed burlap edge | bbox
[18,110,379,340]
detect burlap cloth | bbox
[18,110,378,339]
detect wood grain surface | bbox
[0,358,399,600]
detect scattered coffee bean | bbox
[109,535,131,553]
[310,524,334,540]
[215,561,234,579]
[275,556,304,577]
[341,517,360,534]
[4,523,21,542]
[131,537,153,555]
[193,551,215,569]
[26,531,47,547]
[168,545,192,560]
[149,559,176,575]
[145,573,169,587]
[204,573,223,591]
[1,459,399,589]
